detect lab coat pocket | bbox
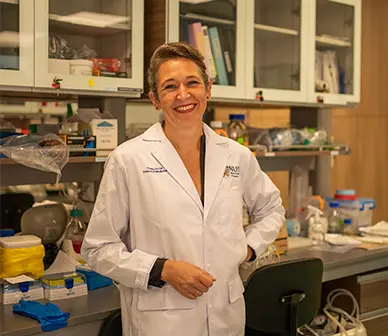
[138,285,195,311]
[219,190,245,240]
[228,275,245,304]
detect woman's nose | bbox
[177,84,191,100]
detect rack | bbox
[316,35,352,48]
[49,14,132,37]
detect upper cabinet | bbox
[34,0,144,96]
[0,0,34,88]
[309,0,361,104]
[245,0,309,103]
[167,0,246,99]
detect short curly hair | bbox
[147,42,209,100]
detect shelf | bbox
[0,156,108,187]
[180,13,235,26]
[255,24,298,37]
[255,150,345,157]
[49,14,131,37]
[0,0,19,4]
[316,35,352,48]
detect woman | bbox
[81,42,285,336]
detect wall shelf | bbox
[315,35,352,48]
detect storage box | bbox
[1,276,43,305]
[76,265,113,291]
[90,119,118,156]
[59,135,96,157]
[42,272,88,301]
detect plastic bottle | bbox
[343,218,354,235]
[210,120,228,137]
[64,209,86,254]
[328,201,344,234]
[227,114,248,146]
[307,205,326,246]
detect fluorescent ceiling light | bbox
[53,11,129,28]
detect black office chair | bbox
[98,310,122,336]
[244,258,323,336]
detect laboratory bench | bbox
[1,247,388,336]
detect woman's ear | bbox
[206,81,212,100]
[149,91,160,110]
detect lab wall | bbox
[331,0,388,223]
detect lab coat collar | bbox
[142,123,230,218]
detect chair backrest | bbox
[244,258,323,334]
[98,310,122,336]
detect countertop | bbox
[0,286,121,336]
[2,247,388,336]
[280,246,388,282]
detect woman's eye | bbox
[164,84,176,90]
[188,81,199,86]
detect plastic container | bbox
[0,235,45,278]
[334,189,357,201]
[343,218,356,235]
[76,266,113,291]
[210,121,228,137]
[70,60,93,76]
[326,196,376,232]
[306,206,326,246]
[48,59,70,74]
[227,114,248,146]
[327,201,344,234]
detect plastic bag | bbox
[0,245,45,278]
[0,134,69,183]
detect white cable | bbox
[303,324,321,336]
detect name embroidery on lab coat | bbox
[143,167,168,174]
[223,165,240,178]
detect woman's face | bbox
[150,58,211,130]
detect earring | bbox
[155,107,159,110]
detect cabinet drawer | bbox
[322,269,388,315]
[363,313,388,336]
[358,270,388,313]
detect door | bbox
[0,0,34,88]
[34,0,144,97]
[309,0,361,105]
[168,0,246,99]
[245,0,309,103]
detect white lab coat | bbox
[81,122,285,336]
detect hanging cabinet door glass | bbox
[168,0,246,99]
[245,0,309,103]
[310,0,361,105]
[34,0,144,96]
[0,0,34,88]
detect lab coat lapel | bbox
[203,124,230,220]
[148,124,203,213]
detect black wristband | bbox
[248,248,256,262]
[148,258,168,288]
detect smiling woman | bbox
[148,42,212,130]
[82,41,284,336]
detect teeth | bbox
[176,104,194,111]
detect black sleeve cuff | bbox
[249,248,256,262]
[148,258,168,288]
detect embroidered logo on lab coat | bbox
[223,165,240,178]
[143,167,167,173]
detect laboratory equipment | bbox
[227,114,248,146]
[76,265,113,291]
[0,235,45,278]
[306,206,326,246]
[42,272,88,301]
[210,120,228,137]
[327,201,344,234]
[1,277,43,305]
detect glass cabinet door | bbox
[0,0,34,88]
[313,0,360,104]
[246,0,307,102]
[168,0,246,99]
[34,0,144,96]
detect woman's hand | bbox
[161,260,216,300]
[244,246,254,263]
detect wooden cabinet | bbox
[1,0,144,97]
[151,0,362,105]
[0,0,34,88]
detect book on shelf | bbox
[208,26,229,85]
[201,25,217,81]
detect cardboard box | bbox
[90,119,118,156]
[59,135,96,157]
